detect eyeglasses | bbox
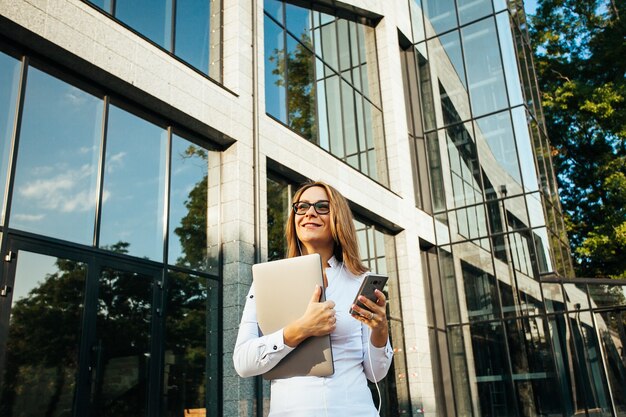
[292,200,330,215]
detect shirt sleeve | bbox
[233,285,295,378]
[361,322,394,383]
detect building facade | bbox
[0,1,625,416]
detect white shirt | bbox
[233,256,394,417]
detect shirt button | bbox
[273,345,278,350]
[249,294,254,299]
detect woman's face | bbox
[294,186,334,251]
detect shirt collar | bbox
[328,255,341,269]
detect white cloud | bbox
[106,151,126,172]
[18,164,97,213]
[64,87,87,107]
[12,213,45,222]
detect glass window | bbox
[439,247,461,324]
[588,284,626,309]
[90,0,112,12]
[423,0,458,37]
[568,310,613,415]
[448,326,473,415]
[564,283,590,311]
[505,318,564,416]
[0,251,86,417]
[163,271,219,416]
[516,271,544,315]
[471,321,516,416]
[462,18,509,117]
[409,0,426,43]
[492,0,507,12]
[461,254,500,322]
[496,12,524,107]
[319,16,339,76]
[475,110,523,192]
[595,310,626,415]
[99,104,167,260]
[512,107,540,192]
[264,15,287,123]
[89,0,220,79]
[526,192,546,228]
[174,0,210,75]
[542,282,565,313]
[10,66,102,245]
[326,73,345,157]
[429,31,470,126]
[264,5,386,184]
[457,0,493,25]
[427,131,447,212]
[444,121,483,210]
[92,266,154,416]
[342,79,358,168]
[286,35,316,141]
[417,48,436,132]
[168,135,209,271]
[266,174,291,261]
[0,51,21,225]
[355,220,387,274]
[115,0,173,49]
[285,2,311,41]
[265,0,283,24]
[315,58,330,150]
[337,19,351,74]
[531,227,554,275]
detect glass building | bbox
[0,1,624,416]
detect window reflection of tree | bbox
[0,257,86,417]
[165,143,215,415]
[268,35,317,142]
[94,244,152,416]
[173,145,209,272]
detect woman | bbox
[233,181,393,416]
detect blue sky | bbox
[524,0,539,15]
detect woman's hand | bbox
[350,289,389,348]
[284,285,336,348]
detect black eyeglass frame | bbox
[292,200,331,215]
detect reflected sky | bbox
[10,65,102,245]
[115,0,172,49]
[175,0,210,73]
[100,104,167,261]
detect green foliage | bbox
[269,34,317,141]
[267,177,290,261]
[529,0,626,278]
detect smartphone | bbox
[349,273,388,315]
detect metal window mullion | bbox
[162,127,173,268]
[170,0,177,53]
[93,96,109,248]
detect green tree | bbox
[528,0,626,278]
[268,34,317,141]
[173,145,208,271]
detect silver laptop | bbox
[252,253,334,380]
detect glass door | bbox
[88,264,158,417]
[0,237,163,417]
[0,245,88,417]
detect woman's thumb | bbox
[310,285,321,303]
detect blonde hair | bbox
[286,181,367,276]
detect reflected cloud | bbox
[64,87,88,107]
[12,213,45,222]
[18,164,96,213]
[107,151,126,172]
